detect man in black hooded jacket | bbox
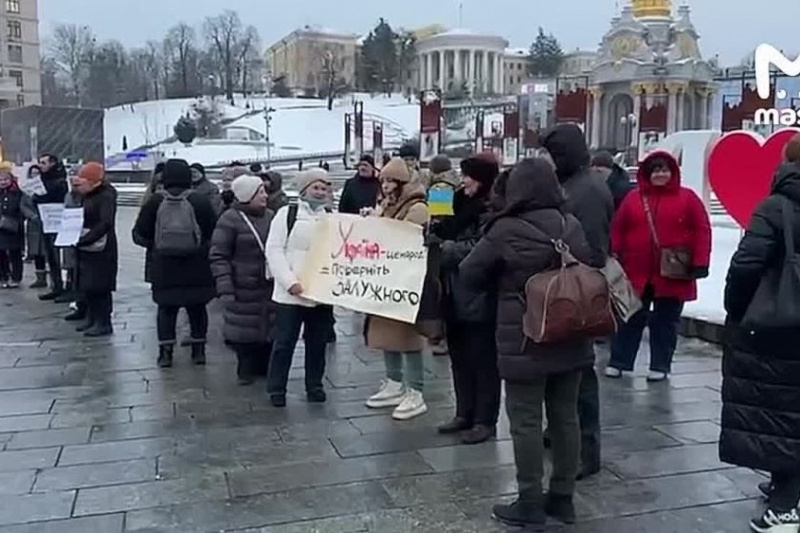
[541,124,614,480]
[32,154,68,300]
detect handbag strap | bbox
[781,197,796,257]
[238,211,266,255]
[641,194,661,248]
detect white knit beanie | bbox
[231,174,263,203]
[294,168,330,194]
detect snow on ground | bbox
[105,94,420,168]
[682,219,742,325]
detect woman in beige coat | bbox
[364,157,430,420]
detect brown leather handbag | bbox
[641,196,692,280]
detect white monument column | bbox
[425,53,432,90]
[454,49,461,85]
[666,83,678,135]
[590,87,603,149]
[632,83,643,147]
[497,54,504,94]
[469,49,477,92]
[436,50,444,89]
[481,51,489,93]
[676,88,685,131]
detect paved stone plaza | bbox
[0,207,767,532]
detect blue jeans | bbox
[384,351,424,392]
[609,288,684,374]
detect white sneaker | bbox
[750,508,800,533]
[392,389,428,420]
[647,371,668,382]
[604,367,623,378]
[366,379,405,408]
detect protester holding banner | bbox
[459,158,594,528]
[364,157,430,421]
[431,152,501,445]
[210,175,276,386]
[0,163,37,288]
[71,163,118,338]
[265,168,333,408]
[30,155,68,299]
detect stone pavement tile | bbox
[128,404,176,423]
[0,367,82,392]
[89,419,192,443]
[653,420,721,444]
[0,447,60,472]
[604,443,731,480]
[563,499,762,532]
[575,471,750,519]
[0,470,35,495]
[346,406,456,434]
[381,465,517,507]
[105,388,207,409]
[0,514,124,533]
[6,427,91,450]
[417,440,516,473]
[602,427,682,455]
[0,491,75,527]
[227,451,434,497]
[73,473,228,516]
[0,415,53,433]
[125,480,396,532]
[33,458,157,492]
[275,419,360,443]
[330,427,470,458]
[0,354,21,368]
[57,436,174,466]
[158,437,336,478]
[718,468,771,499]
[49,408,131,429]
[0,394,53,417]
[245,503,480,533]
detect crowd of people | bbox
[2,126,800,532]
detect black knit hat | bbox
[398,143,419,159]
[430,154,452,174]
[590,151,615,170]
[460,151,499,186]
[359,154,375,168]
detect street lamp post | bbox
[262,75,275,168]
[620,113,638,165]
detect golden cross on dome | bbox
[630,0,672,18]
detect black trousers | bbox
[578,364,601,470]
[267,304,329,396]
[85,291,113,326]
[231,342,272,379]
[506,371,582,500]
[157,304,208,345]
[0,249,23,282]
[34,234,63,289]
[771,472,800,512]
[446,322,501,426]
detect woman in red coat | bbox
[606,151,711,382]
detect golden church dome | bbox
[631,0,671,18]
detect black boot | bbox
[492,495,546,530]
[190,343,206,366]
[84,320,113,337]
[29,271,47,289]
[437,417,471,434]
[54,291,75,304]
[75,301,95,332]
[236,348,255,386]
[157,345,174,368]
[577,441,601,481]
[461,424,496,445]
[545,492,577,524]
[39,284,64,301]
[83,297,113,337]
[65,302,87,322]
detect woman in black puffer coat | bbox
[460,158,593,529]
[210,175,276,385]
[722,155,800,532]
[432,152,501,446]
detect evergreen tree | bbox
[528,27,564,77]
[359,18,400,95]
[174,115,197,144]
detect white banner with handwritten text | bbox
[300,213,428,323]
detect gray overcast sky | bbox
[38,0,797,66]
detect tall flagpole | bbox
[458,1,463,26]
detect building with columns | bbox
[416,29,509,95]
[583,0,716,153]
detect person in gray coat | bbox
[190,163,222,217]
[210,175,276,385]
[540,123,614,481]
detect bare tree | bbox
[143,41,164,100]
[311,44,345,110]
[165,23,197,97]
[203,10,243,103]
[50,24,96,105]
[236,25,260,96]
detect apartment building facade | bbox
[0,0,40,107]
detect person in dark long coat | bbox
[132,159,217,368]
[31,154,68,299]
[459,158,594,529]
[210,175,276,385]
[71,162,118,337]
[0,163,36,288]
[721,142,800,533]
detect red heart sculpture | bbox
[708,128,800,227]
